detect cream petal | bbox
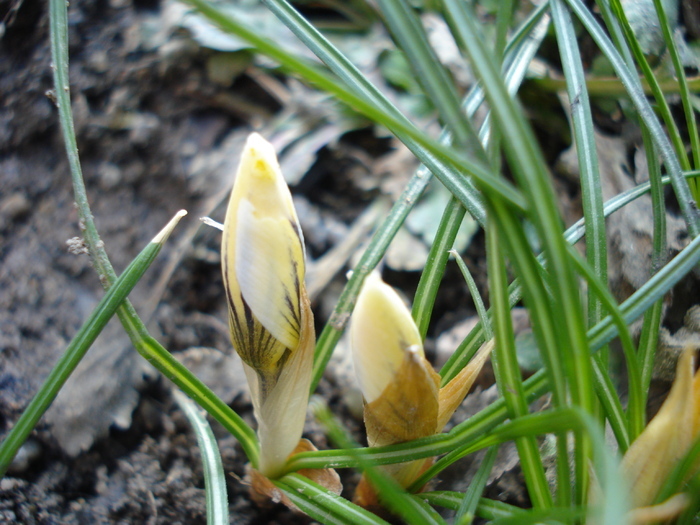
[351,272,424,403]
[236,198,304,351]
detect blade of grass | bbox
[422,492,528,520]
[493,0,516,61]
[490,507,587,524]
[375,0,489,164]
[567,0,700,235]
[636,122,667,432]
[563,243,641,445]
[451,250,492,339]
[652,0,700,173]
[551,0,607,330]
[413,10,550,339]
[0,212,186,476]
[453,445,499,525]
[607,0,692,181]
[312,398,446,525]
[486,218,552,508]
[49,0,259,465]
[173,389,229,525]
[412,198,467,339]
[276,474,390,525]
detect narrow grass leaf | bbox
[486,220,552,508]
[0,212,186,476]
[551,0,607,326]
[375,0,489,163]
[567,0,700,235]
[607,0,692,178]
[454,445,499,525]
[451,250,492,339]
[412,9,550,338]
[50,0,259,466]
[423,492,527,520]
[173,390,229,525]
[652,0,700,175]
[277,474,390,525]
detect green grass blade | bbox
[590,357,630,451]
[376,0,489,163]
[422,492,527,520]
[0,212,185,476]
[277,474,390,525]
[258,0,492,221]
[564,245,637,448]
[652,0,700,174]
[413,10,550,339]
[607,0,692,177]
[452,250,492,339]
[413,198,466,339]
[567,0,700,236]
[173,390,229,525]
[551,0,607,326]
[454,446,499,525]
[636,119,667,423]
[486,220,552,508]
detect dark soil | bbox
[0,0,314,521]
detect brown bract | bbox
[249,438,342,510]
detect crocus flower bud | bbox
[350,272,492,505]
[222,133,315,479]
[351,272,437,407]
[620,346,700,516]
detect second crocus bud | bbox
[222,133,315,479]
[619,346,700,522]
[350,272,492,506]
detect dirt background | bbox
[2,0,699,523]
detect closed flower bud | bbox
[222,133,315,479]
[620,346,700,518]
[350,272,492,506]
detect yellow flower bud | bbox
[222,133,314,478]
[621,346,700,511]
[350,272,492,505]
[351,272,429,404]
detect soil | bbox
[1,0,697,523]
